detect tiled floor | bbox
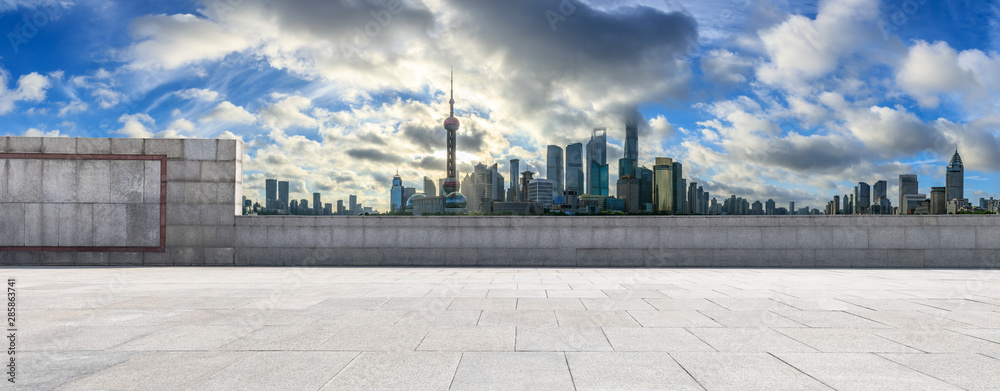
[8,267,1000,390]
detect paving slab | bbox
[603,327,715,352]
[315,325,430,351]
[879,353,1000,391]
[775,352,965,391]
[418,326,516,351]
[450,352,575,391]
[773,328,921,353]
[13,350,145,391]
[627,310,724,327]
[670,352,833,391]
[218,325,342,351]
[516,326,613,351]
[566,352,705,391]
[321,351,461,391]
[688,327,818,353]
[57,351,253,391]
[190,351,358,391]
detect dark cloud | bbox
[457,122,485,153]
[414,155,445,171]
[401,123,439,152]
[346,147,405,163]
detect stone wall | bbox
[0,137,242,266]
[232,215,1000,268]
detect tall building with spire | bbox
[586,128,608,196]
[624,111,638,162]
[946,150,964,202]
[390,172,403,212]
[437,68,466,213]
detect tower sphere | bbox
[444,116,460,131]
[442,177,459,195]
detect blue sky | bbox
[1,0,998,211]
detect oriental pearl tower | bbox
[442,68,461,195]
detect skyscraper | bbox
[855,182,871,214]
[423,176,437,197]
[672,162,684,213]
[653,158,674,213]
[565,143,584,195]
[639,166,653,211]
[528,179,554,209]
[265,179,277,210]
[546,145,564,199]
[313,193,321,215]
[899,174,918,215]
[686,182,698,214]
[874,180,887,200]
[946,150,964,202]
[586,128,608,196]
[509,159,519,191]
[349,194,358,215]
[618,175,641,213]
[278,181,289,211]
[624,114,638,162]
[390,173,403,213]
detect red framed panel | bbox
[0,153,167,252]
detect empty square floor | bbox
[9,266,1000,391]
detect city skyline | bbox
[0,1,997,212]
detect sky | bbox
[1,0,998,212]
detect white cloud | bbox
[896,40,1000,110]
[112,113,155,138]
[260,95,319,130]
[0,70,51,114]
[700,49,755,85]
[57,99,88,117]
[175,88,220,102]
[22,128,64,137]
[92,88,122,109]
[755,0,883,90]
[126,13,254,70]
[200,101,255,124]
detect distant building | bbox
[639,166,653,211]
[313,193,321,215]
[547,145,564,200]
[586,128,608,196]
[855,182,870,214]
[390,173,404,213]
[519,171,534,202]
[509,158,520,200]
[565,143,584,196]
[579,194,608,213]
[930,187,947,214]
[752,200,763,215]
[765,199,775,215]
[349,195,358,215]
[898,174,918,215]
[653,157,674,213]
[465,162,505,213]
[337,200,345,215]
[789,202,795,215]
[624,114,639,162]
[265,179,277,210]
[947,198,971,214]
[946,150,964,202]
[672,162,684,213]
[423,176,437,197]
[606,197,625,212]
[686,182,699,214]
[528,179,554,210]
[617,175,641,213]
[403,187,416,209]
[902,193,928,214]
[278,181,289,211]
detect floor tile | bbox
[776,352,964,391]
[567,352,704,391]
[321,351,461,391]
[516,327,613,351]
[603,327,715,352]
[450,352,575,391]
[671,352,832,391]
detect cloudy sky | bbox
[1,0,998,211]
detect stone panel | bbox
[200,161,236,182]
[870,227,905,249]
[184,139,217,161]
[975,227,1000,250]
[166,160,200,181]
[76,252,110,266]
[109,252,144,266]
[41,252,75,266]
[93,204,127,246]
[8,159,42,202]
[126,204,160,247]
[111,138,143,154]
[217,140,237,161]
[110,161,145,204]
[40,203,60,246]
[0,137,6,153]
[77,160,111,203]
[143,160,161,204]
[905,226,942,249]
[0,203,24,246]
[8,137,41,153]
[77,138,111,154]
[42,160,77,202]
[185,183,217,204]
[23,203,41,246]
[0,159,7,203]
[66,203,93,246]
[205,248,235,266]
[144,139,184,159]
[41,137,76,153]
[940,226,976,249]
